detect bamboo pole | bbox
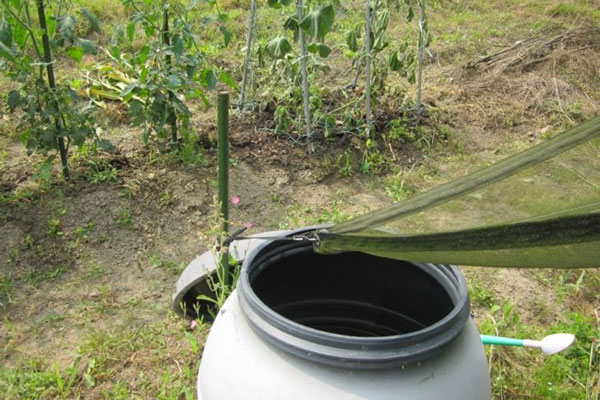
[364,0,373,138]
[163,5,179,148]
[297,0,312,140]
[416,0,425,124]
[36,0,69,179]
[239,0,258,111]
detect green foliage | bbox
[467,277,496,308]
[299,4,335,40]
[0,0,104,177]
[0,359,80,400]
[259,0,336,137]
[112,0,234,146]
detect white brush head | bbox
[540,333,576,355]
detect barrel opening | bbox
[250,246,454,337]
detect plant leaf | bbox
[201,69,217,90]
[80,8,100,32]
[266,36,292,59]
[345,30,358,52]
[67,46,85,62]
[219,71,237,89]
[76,38,97,55]
[0,17,12,47]
[220,24,231,47]
[57,15,76,42]
[7,90,20,111]
[307,42,331,58]
[97,139,115,152]
[299,4,335,40]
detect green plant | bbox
[23,266,67,285]
[467,277,496,308]
[1,0,106,178]
[0,273,14,308]
[84,261,105,280]
[159,190,174,208]
[384,170,413,201]
[196,253,240,317]
[116,208,132,227]
[259,1,336,138]
[111,0,234,146]
[47,217,62,236]
[336,149,354,177]
[75,221,95,241]
[149,252,184,275]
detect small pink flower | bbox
[230,196,241,206]
[190,320,198,330]
[243,222,254,230]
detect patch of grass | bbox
[0,273,15,309]
[468,277,497,308]
[84,261,105,280]
[159,191,175,208]
[384,171,415,202]
[88,165,118,184]
[479,297,600,399]
[46,217,63,236]
[149,252,185,275]
[278,196,351,229]
[116,209,133,227]
[0,359,81,400]
[75,221,96,242]
[22,266,68,286]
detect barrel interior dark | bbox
[251,248,453,337]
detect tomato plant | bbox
[110,0,234,147]
[1,0,103,178]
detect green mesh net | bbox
[315,116,600,268]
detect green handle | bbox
[480,335,523,347]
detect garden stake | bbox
[481,333,575,355]
[36,0,69,179]
[162,5,179,149]
[217,92,230,286]
[364,0,373,137]
[239,0,258,111]
[297,0,313,141]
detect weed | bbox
[467,277,496,308]
[384,171,414,202]
[22,266,67,286]
[1,355,89,399]
[43,312,65,326]
[76,221,96,242]
[150,252,185,275]
[160,191,175,208]
[336,150,354,177]
[117,209,133,227]
[0,274,14,308]
[47,217,63,236]
[175,132,205,166]
[84,262,105,280]
[88,161,118,184]
[7,247,18,265]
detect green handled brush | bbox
[481,333,575,355]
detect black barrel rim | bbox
[237,227,471,369]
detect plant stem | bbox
[297,0,312,141]
[217,92,230,286]
[416,0,425,124]
[239,0,258,111]
[36,0,69,179]
[162,5,178,148]
[364,0,373,138]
